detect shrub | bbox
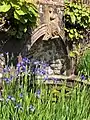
[65,1,90,41]
[77,49,90,79]
[0,0,38,39]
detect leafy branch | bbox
[0,0,38,39]
[65,1,90,41]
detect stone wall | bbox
[24,37,70,75]
[0,0,72,75]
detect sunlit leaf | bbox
[15,9,26,15]
[0,4,11,12]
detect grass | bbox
[0,56,90,120]
[0,76,90,120]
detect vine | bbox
[64,1,90,58]
[65,1,90,41]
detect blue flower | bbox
[6,95,16,102]
[21,65,26,72]
[3,66,10,73]
[3,77,10,83]
[20,93,23,98]
[7,95,12,99]
[52,77,58,83]
[22,57,30,64]
[3,75,13,83]
[17,63,21,68]
[15,104,23,110]
[29,105,35,112]
[80,75,86,80]
[36,68,46,75]
[35,90,41,98]
[5,52,9,55]
[44,75,48,81]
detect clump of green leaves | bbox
[77,49,90,78]
[65,1,90,41]
[0,0,38,39]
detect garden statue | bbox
[25,0,71,76]
[31,0,64,47]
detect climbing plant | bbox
[65,1,90,41]
[64,1,90,59]
[0,0,38,39]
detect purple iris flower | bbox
[20,93,23,98]
[42,63,49,68]
[35,90,41,98]
[15,104,23,110]
[21,65,26,72]
[44,75,48,81]
[20,61,24,66]
[7,95,12,99]
[36,68,46,75]
[80,75,86,80]
[3,77,10,84]
[6,95,16,102]
[17,63,21,68]
[3,66,10,73]
[3,75,13,83]
[22,57,30,64]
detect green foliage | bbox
[0,0,38,39]
[0,54,90,119]
[77,49,90,78]
[65,1,90,41]
[1,74,90,120]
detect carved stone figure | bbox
[39,1,64,40]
